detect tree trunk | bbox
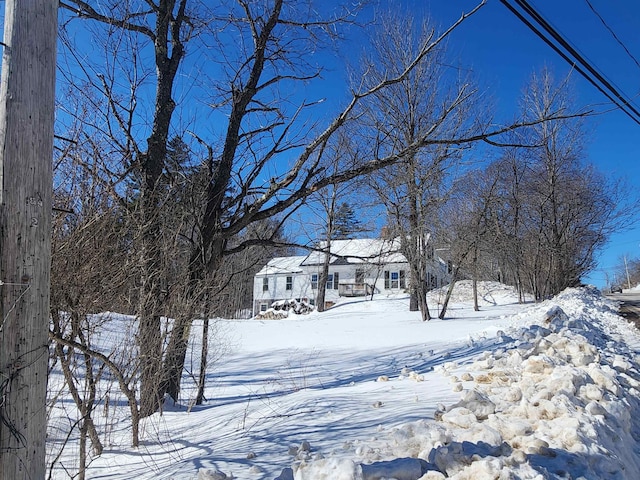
[438,266,459,319]
[135,0,186,418]
[195,316,210,406]
[163,316,192,403]
[472,243,480,312]
[138,313,165,417]
[79,420,88,480]
[0,1,56,478]
[316,248,331,312]
[409,289,419,312]
[408,159,421,313]
[472,277,479,312]
[53,336,104,458]
[407,251,430,319]
[417,281,431,321]
[317,185,338,313]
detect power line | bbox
[499,0,640,126]
[584,0,640,72]
[515,0,640,119]
[498,1,615,108]
[512,0,640,122]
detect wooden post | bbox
[0,1,57,478]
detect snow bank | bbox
[277,287,640,480]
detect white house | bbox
[252,238,451,316]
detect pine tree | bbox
[332,202,364,239]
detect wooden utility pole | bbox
[0,1,57,479]
[624,255,632,290]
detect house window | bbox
[286,276,293,290]
[326,272,340,290]
[262,277,269,292]
[355,269,365,284]
[384,270,406,289]
[259,303,268,312]
[311,274,318,290]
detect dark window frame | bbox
[384,269,406,289]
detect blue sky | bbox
[415,0,640,287]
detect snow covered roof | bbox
[301,238,406,266]
[255,255,306,276]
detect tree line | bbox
[437,69,634,304]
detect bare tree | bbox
[361,12,475,320]
[49,312,104,480]
[48,90,191,450]
[59,0,194,417]
[482,148,531,302]
[315,186,339,313]
[437,169,501,317]
[613,255,640,290]
[527,70,633,297]
[49,177,142,450]
[304,137,362,312]
[467,69,636,300]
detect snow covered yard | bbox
[47,283,640,479]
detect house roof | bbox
[255,239,408,276]
[301,238,406,266]
[256,255,307,276]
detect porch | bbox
[338,282,374,297]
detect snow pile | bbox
[277,287,640,479]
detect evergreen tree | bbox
[332,202,364,239]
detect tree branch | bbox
[60,1,155,38]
